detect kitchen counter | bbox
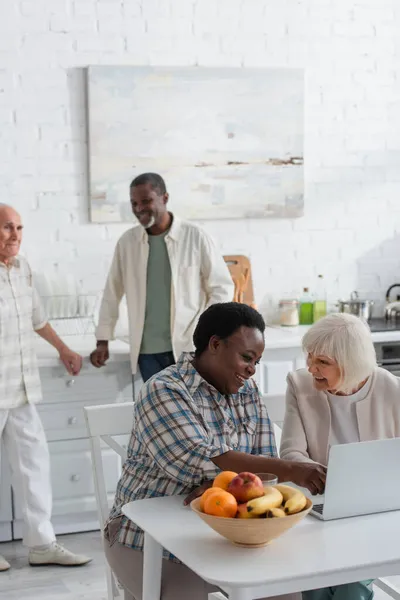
[35,335,131,368]
[264,324,400,349]
[34,325,400,366]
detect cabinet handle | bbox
[66,379,75,387]
[68,416,78,425]
[70,474,80,482]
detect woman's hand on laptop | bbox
[284,461,326,495]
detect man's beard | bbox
[143,216,155,229]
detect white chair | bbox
[273,422,282,456]
[261,393,285,426]
[84,402,135,600]
[375,579,400,600]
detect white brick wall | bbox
[1,0,400,321]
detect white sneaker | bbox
[28,542,92,567]
[0,555,10,571]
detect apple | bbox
[236,502,255,519]
[227,471,264,503]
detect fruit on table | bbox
[197,473,308,519]
[266,507,286,518]
[246,486,283,516]
[199,487,224,512]
[275,484,307,515]
[203,489,238,518]
[227,471,265,503]
[212,471,238,491]
[236,502,258,519]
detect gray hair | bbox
[302,313,377,393]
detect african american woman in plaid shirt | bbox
[104,302,326,600]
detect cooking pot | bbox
[337,291,374,321]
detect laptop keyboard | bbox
[313,503,324,515]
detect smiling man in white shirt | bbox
[0,204,91,572]
[90,173,234,383]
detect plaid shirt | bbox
[107,352,276,557]
[0,257,47,409]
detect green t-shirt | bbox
[140,231,172,354]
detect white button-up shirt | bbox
[0,256,47,409]
[96,216,234,373]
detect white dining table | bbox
[122,496,400,600]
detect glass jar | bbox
[279,299,299,327]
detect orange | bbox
[212,471,238,491]
[204,489,238,518]
[199,487,224,512]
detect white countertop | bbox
[264,324,400,349]
[34,326,400,368]
[35,335,131,368]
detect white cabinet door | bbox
[259,360,294,395]
[37,396,133,442]
[12,436,129,538]
[39,361,133,405]
[0,443,12,541]
[11,359,134,539]
[258,347,306,396]
[258,346,306,426]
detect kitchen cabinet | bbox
[13,438,128,538]
[9,336,134,540]
[257,343,306,425]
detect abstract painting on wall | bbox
[87,66,304,223]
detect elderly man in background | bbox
[0,204,91,571]
[90,172,234,384]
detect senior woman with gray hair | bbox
[281,312,400,600]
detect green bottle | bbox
[299,287,314,325]
[313,274,327,322]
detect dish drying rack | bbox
[40,293,99,337]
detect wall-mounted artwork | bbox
[87,66,304,223]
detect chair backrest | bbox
[84,402,135,600]
[84,402,135,527]
[273,423,282,457]
[261,393,286,425]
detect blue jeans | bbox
[303,580,374,600]
[138,351,175,383]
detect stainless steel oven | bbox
[374,342,400,377]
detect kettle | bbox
[384,284,400,320]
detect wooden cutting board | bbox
[223,255,255,307]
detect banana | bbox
[285,493,307,515]
[236,504,258,519]
[266,507,286,518]
[246,486,283,516]
[274,484,307,515]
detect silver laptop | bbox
[310,438,400,521]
